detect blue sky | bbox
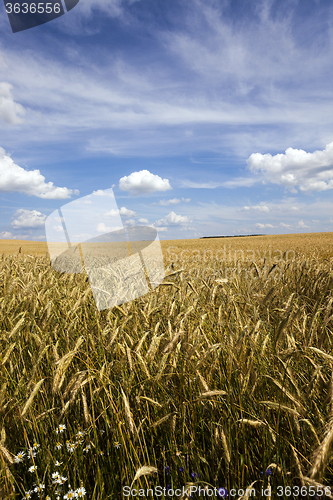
[1,0,333,241]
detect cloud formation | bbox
[156,197,191,206]
[255,223,275,229]
[0,231,13,239]
[119,170,172,195]
[242,205,270,212]
[154,211,190,227]
[0,148,79,199]
[247,142,333,192]
[105,206,136,217]
[11,209,47,229]
[0,82,25,125]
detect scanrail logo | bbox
[45,188,165,311]
[3,0,80,33]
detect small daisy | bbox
[46,496,51,500]
[55,460,63,466]
[64,490,76,499]
[58,476,68,485]
[52,472,61,481]
[83,444,91,453]
[99,451,104,456]
[22,491,33,499]
[28,465,37,473]
[56,424,66,434]
[99,429,105,434]
[27,450,37,459]
[55,442,63,450]
[14,451,26,463]
[32,443,40,451]
[114,441,121,449]
[67,443,76,453]
[33,484,45,493]
[77,431,86,439]
[76,487,86,497]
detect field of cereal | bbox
[0,232,333,499]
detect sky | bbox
[1,0,333,241]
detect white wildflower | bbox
[76,486,86,497]
[14,451,25,463]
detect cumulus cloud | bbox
[11,209,47,229]
[124,219,136,225]
[0,148,79,199]
[92,190,115,197]
[280,222,291,228]
[97,222,111,232]
[0,82,25,125]
[298,220,310,228]
[242,205,270,212]
[154,211,190,227]
[0,231,13,239]
[138,218,149,224]
[105,206,136,217]
[247,142,333,192]
[119,170,172,195]
[255,223,275,229]
[155,197,191,206]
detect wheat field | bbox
[0,233,333,499]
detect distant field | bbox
[1,231,333,260]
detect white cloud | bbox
[156,197,191,206]
[0,231,13,239]
[138,218,149,224]
[0,147,79,199]
[154,211,190,227]
[242,205,270,212]
[280,223,291,228]
[0,82,25,125]
[124,219,136,225]
[92,190,115,197]
[97,222,111,232]
[247,142,333,192]
[255,223,275,229]
[298,220,310,228]
[222,177,259,188]
[105,206,136,217]
[158,198,181,206]
[11,209,47,229]
[119,170,172,195]
[179,180,222,189]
